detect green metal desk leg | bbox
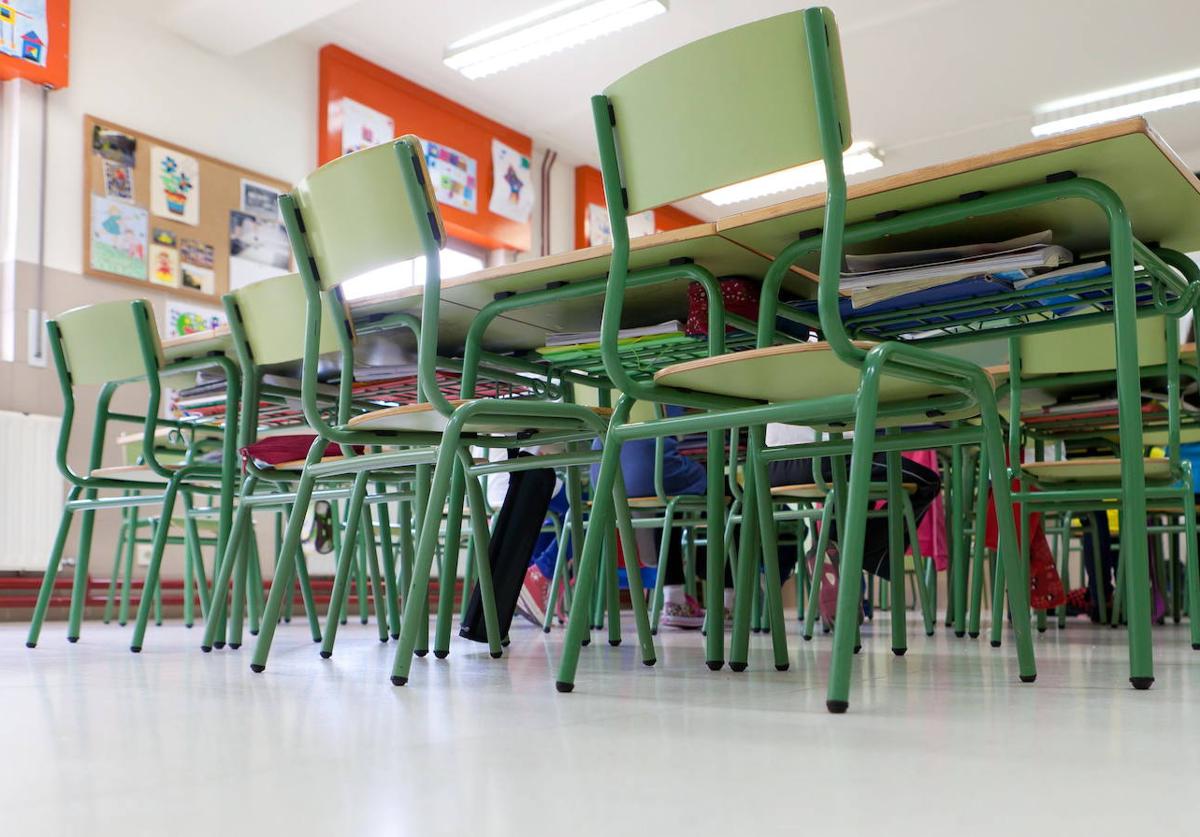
[967,448,990,639]
[803,499,835,641]
[1184,495,1200,650]
[886,435,907,655]
[749,428,789,670]
[604,526,621,647]
[544,511,572,632]
[434,465,469,657]
[376,493,401,640]
[359,505,389,643]
[650,499,679,634]
[103,503,130,624]
[705,428,727,670]
[729,459,761,670]
[950,444,967,637]
[904,497,935,637]
[65,492,98,642]
[119,505,138,627]
[612,469,656,664]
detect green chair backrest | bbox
[1019,316,1168,376]
[603,7,851,214]
[53,299,163,386]
[230,272,343,366]
[290,135,445,291]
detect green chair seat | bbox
[654,341,986,427]
[1022,457,1173,484]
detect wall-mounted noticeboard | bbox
[318,44,534,253]
[83,115,292,304]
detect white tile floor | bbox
[3,614,1199,836]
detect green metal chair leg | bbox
[103,503,130,624]
[729,460,761,671]
[461,453,503,660]
[245,530,263,635]
[359,505,389,643]
[321,471,372,658]
[1184,496,1200,650]
[250,443,326,672]
[950,444,968,637]
[228,520,250,649]
[704,428,727,669]
[130,478,181,652]
[433,464,468,657]
[66,495,98,642]
[611,469,657,663]
[967,449,990,638]
[203,474,257,651]
[375,496,401,640]
[543,513,572,633]
[26,488,80,647]
[604,527,622,647]
[353,510,370,625]
[118,505,138,626]
[650,499,679,634]
[904,497,935,637]
[749,430,789,670]
[803,499,834,641]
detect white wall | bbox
[12,0,318,273]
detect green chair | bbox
[557,6,1036,712]
[1002,314,1200,651]
[26,298,239,652]
[243,136,642,683]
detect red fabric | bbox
[240,434,353,468]
[982,450,1066,610]
[905,450,949,571]
[685,277,760,336]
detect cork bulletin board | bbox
[83,114,292,304]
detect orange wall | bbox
[573,165,701,249]
[318,45,533,252]
[0,0,70,88]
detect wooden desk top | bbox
[161,325,232,360]
[718,118,1200,273]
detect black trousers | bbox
[766,454,942,581]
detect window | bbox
[339,240,485,301]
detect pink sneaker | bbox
[514,565,551,627]
[661,594,705,630]
[807,547,840,632]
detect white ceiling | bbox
[188,0,1200,219]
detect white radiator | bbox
[0,411,65,571]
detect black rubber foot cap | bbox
[990,640,1001,648]
[705,660,723,671]
[822,626,831,634]
[360,619,368,625]
[312,637,321,643]
[775,663,789,672]
[608,639,621,647]
[414,649,428,658]
[853,644,862,654]
[201,645,212,653]
[729,661,748,672]
[543,627,551,634]
[67,636,79,644]
[25,642,36,649]
[751,628,761,634]
[1019,674,1037,683]
[892,647,907,657]
[433,650,448,659]
[250,631,259,636]
[1192,643,1200,651]
[502,638,511,647]
[319,650,332,659]
[643,658,656,667]
[555,680,574,693]
[379,638,388,644]
[250,663,265,673]
[650,629,657,637]
[1037,627,1047,634]
[229,643,240,650]
[213,641,225,649]
[390,633,399,640]
[391,675,407,686]
[581,638,591,647]
[968,631,979,639]
[130,646,141,653]
[1130,676,1154,691]
[925,630,935,636]
[489,650,502,659]
[954,630,966,638]
[1111,624,1120,630]
[803,634,812,642]
[826,700,849,714]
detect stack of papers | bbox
[544,321,684,348]
[842,232,1073,309]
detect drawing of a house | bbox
[20,29,41,62]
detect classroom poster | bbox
[586,203,654,246]
[92,125,136,166]
[339,97,394,155]
[150,146,200,226]
[180,238,215,294]
[148,243,180,288]
[421,139,477,213]
[240,178,282,222]
[488,139,534,223]
[229,209,291,290]
[102,160,133,203]
[165,301,225,339]
[89,195,147,279]
[0,0,48,68]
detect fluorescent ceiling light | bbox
[445,0,667,80]
[1032,67,1200,137]
[340,249,483,301]
[701,142,884,207]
